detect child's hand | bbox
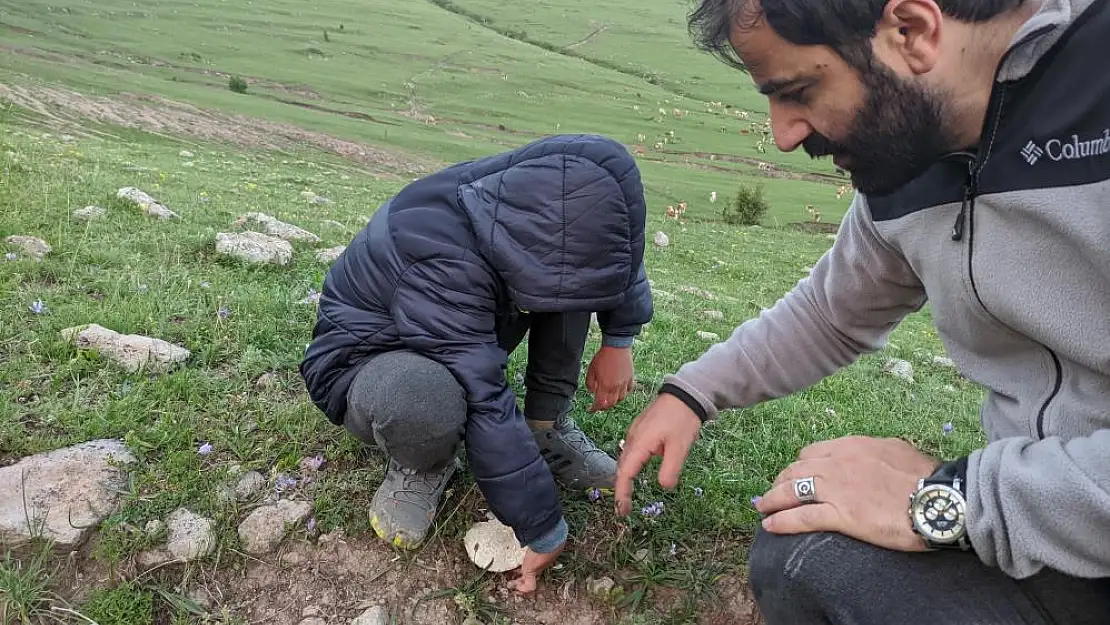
[509,543,566,594]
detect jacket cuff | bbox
[526,516,567,553]
[659,382,710,423]
[602,334,635,348]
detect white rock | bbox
[696,331,720,341]
[826,234,838,241]
[255,372,280,388]
[117,187,178,219]
[0,440,134,549]
[700,310,725,321]
[215,231,293,265]
[351,606,390,625]
[73,205,107,221]
[586,576,616,597]
[145,519,165,536]
[166,508,216,561]
[932,355,956,369]
[4,235,51,260]
[653,231,669,247]
[463,518,526,572]
[298,618,326,625]
[234,212,321,243]
[179,150,195,158]
[314,245,346,264]
[60,323,190,373]
[651,289,675,301]
[883,358,915,382]
[237,500,313,555]
[217,470,266,505]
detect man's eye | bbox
[780,89,808,104]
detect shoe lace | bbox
[553,419,610,461]
[392,462,451,505]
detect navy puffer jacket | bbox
[300,134,653,545]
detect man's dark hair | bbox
[688,0,1026,71]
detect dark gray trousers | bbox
[343,311,591,471]
[749,528,1110,625]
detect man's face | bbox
[730,15,959,196]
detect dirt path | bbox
[0,83,440,179]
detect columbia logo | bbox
[1021,140,1044,165]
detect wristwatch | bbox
[909,458,972,551]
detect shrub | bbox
[721,184,769,226]
[228,75,248,94]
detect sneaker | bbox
[531,416,618,490]
[369,457,457,549]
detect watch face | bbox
[912,484,966,542]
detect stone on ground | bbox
[4,235,51,260]
[179,150,195,158]
[651,288,675,301]
[237,499,313,555]
[700,310,725,321]
[60,323,190,373]
[653,231,669,247]
[215,231,293,266]
[118,186,178,219]
[216,470,266,505]
[234,212,321,243]
[0,439,134,549]
[463,517,526,573]
[73,205,107,221]
[933,355,956,369]
[883,358,915,382]
[679,285,715,299]
[351,606,390,625]
[315,245,346,264]
[696,331,720,341]
[166,508,217,561]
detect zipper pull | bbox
[952,195,967,241]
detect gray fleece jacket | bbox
[665,0,1110,581]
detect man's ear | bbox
[876,0,943,75]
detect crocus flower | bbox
[197,442,213,455]
[588,487,601,503]
[4,253,17,261]
[641,501,664,517]
[217,305,230,319]
[942,422,954,436]
[693,487,704,497]
[29,299,46,314]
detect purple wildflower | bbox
[942,422,954,436]
[274,474,298,492]
[4,253,17,261]
[197,442,213,455]
[137,284,149,293]
[693,487,704,497]
[669,542,678,556]
[29,299,46,314]
[750,495,761,507]
[200,281,211,289]
[588,487,601,503]
[641,501,664,517]
[217,305,230,319]
[306,517,317,533]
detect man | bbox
[615,0,1110,622]
[301,134,652,593]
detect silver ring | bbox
[794,476,816,503]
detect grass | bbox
[0,0,987,621]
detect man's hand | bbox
[510,543,565,594]
[755,436,943,552]
[586,345,635,412]
[613,393,702,516]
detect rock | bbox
[117,187,178,219]
[678,285,715,299]
[0,440,134,549]
[233,212,321,243]
[700,310,725,321]
[237,500,313,555]
[314,245,346,264]
[73,205,107,221]
[633,548,650,562]
[179,150,195,158]
[652,231,669,247]
[586,576,616,597]
[298,619,326,625]
[215,231,293,266]
[651,289,675,301]
[321,219,346,230]
[696,331,720,341]
[351,605,390,625]
[932,355,956,369]
[255,372,280,388]
[463,518,526,572]
[136,548,174,568]
[4,235,51,261]
[302,606,322,617]
[166,508,216,561]
[144,519,165,537]
[60,323,190,373]
[883,358,915,383]
[826,234,838,241]
[186,586,214,610]
[231,471,265,502]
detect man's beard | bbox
[803,62,961,197]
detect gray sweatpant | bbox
[749,528,1110,624]
[343,310,591,472]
